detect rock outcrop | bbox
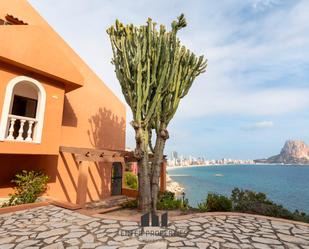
[255,140,309,164]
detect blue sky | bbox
[29,0,309,159]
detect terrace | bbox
[0,205,308,248]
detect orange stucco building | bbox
[0,0,127,205]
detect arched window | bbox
[0,76,46,143]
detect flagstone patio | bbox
[0,205,308,249]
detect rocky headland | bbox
[166,174,184,196]
[255,140,309,165]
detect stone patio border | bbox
[0,201,49,215]
[96,210,309,227]
[1,202,308,228]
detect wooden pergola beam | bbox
[60,146,123,157]
[59,146,154,162]
[60,146,128,207]
[59,146,167,207]
[75,155,124,163]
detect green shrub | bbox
[231,188,283,213]
[197,201,208,212]
[180,197,190,212]
[124,172,138,190]
[197,193,232,212]
[196,188,309,223]
[159,191,175,201]
[121,199,138,209]
[157,191,182,210]
[231,188,309,223]
[1,170,49,207]
[231,188,272,207]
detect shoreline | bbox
[165,163,309,196]
[166,174,184,196]
[167,164,255,170]
[167,164,203,170]
[167,163,309,170]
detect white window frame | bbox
[0,76,46,143]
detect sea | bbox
[167,164,309,213]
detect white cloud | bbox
[242,121,274,131]
[252,0,283,11]
[174,0,309,119]
[178,87,309,118]
[30,0,309,118]
[28,0,309,150]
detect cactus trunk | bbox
[136,127,152,211]
[151,133,166,212]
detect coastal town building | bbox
[168,154,255,167]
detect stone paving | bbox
[0,205,309,248]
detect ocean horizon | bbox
[168,164,309,213]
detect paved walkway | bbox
[0,205,309,248]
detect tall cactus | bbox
[107,14,207,212]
